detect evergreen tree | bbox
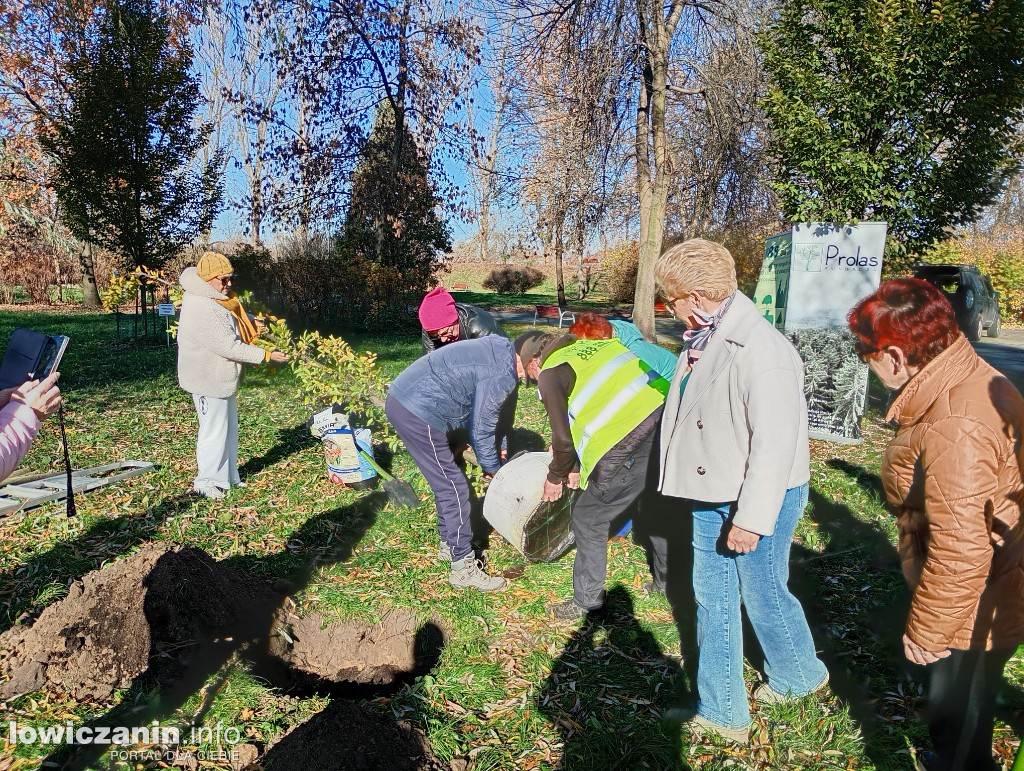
[41,0,221,275]
[339,103,451,298]
[761,0,1024,261]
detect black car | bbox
[913,263,1001,341]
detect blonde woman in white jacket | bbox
[655,239,827,744]
[177,252,287,498]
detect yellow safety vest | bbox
[542,338,669,488]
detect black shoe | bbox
[643,580,666,597]
[548,598,605,621]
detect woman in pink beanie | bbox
[418,286,506,354]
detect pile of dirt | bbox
[267,608,434,687]
[1,542,450,769]
[0,544,286,701]
[260,699,448,771]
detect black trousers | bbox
[571,428,661,609]
[925,646,1015,771]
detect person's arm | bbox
[470,373,518,474]
[0,373,59,484]
[204,309,269,366]
[494,382,519,461]
[537,363,579,483]
[464,305,506,339]
[0,401,40,483]
[905,419,998,656]
[610,319,677,381]
[732,366,804,538]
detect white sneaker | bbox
[194,481,226,499]
[449,556,505,592]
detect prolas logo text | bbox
[825,245,879,268]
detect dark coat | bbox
[421,303,506,354]
[389,336,518,474]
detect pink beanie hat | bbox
[418,286,458,330]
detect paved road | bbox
[497,310,1024,388]
[974,328,1024,392]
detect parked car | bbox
[913,263,1001,341]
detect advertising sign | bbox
[754,222,887,443]
[752,232,792,330]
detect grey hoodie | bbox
[177,267,266,398]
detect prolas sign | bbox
[825,244,880,268]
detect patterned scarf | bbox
[216,293,259,344]
[683,293,735,367]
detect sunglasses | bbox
[853,340,880,361]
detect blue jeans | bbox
[691,484,827,729]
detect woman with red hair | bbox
[848,277,1024,771]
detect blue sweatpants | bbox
[385,395,474,561]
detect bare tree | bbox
[503,0,631,307]
[250,0,479,239]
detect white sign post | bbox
[158,303,176,348]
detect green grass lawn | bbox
[0,308,1020,770]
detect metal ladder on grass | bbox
[0,460,155,517]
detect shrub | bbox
[482,265,545,294]
[601,242,639,303]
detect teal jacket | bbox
[609,320,679,382]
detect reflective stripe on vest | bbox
[542,338,669,488]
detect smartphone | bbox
[33,335,69,380]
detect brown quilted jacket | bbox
[882,334,1024,652]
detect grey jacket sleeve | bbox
[734,366,804,535]
[470,373,518,474]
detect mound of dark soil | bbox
[0,544,285,700]
[261,699,447,771]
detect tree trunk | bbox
[554,216,567,307]
[478,210,490,262]
[575,214,587,300]
[79,242,101,307]
[634,43,656,341]
[634,2,682,343]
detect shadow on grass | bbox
[796,472,1024,770]
[789,485,912,770]
[238,422,313,478]
[40,490,438,770]
[537,585,690,769]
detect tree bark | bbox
[554,215,567,307]
[79,241,100,307]
[634,0,685,343]
[634,33,656,341]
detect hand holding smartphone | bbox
[0,330,69,389]
[31,335,69,381]
[11,372,62,420]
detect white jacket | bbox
[658,291,810,535]
[176,267,266,398]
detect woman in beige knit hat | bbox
[177,251,287,498]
